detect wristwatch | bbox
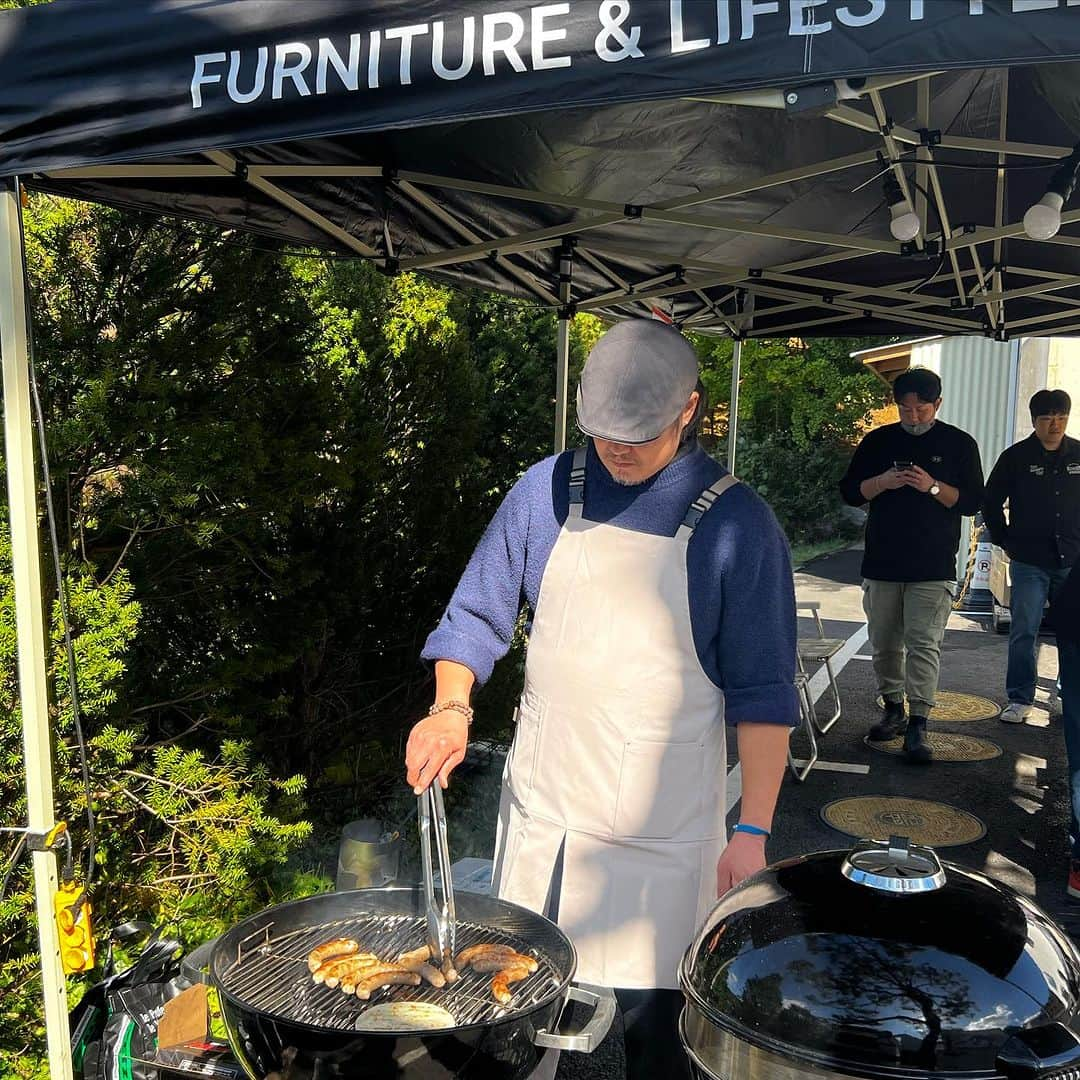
[929,480,941,497]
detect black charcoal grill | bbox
[679,837,1080,1080]
[211,788,614,1078]
[217,895,564,1031]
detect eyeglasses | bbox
[1034,413,1069,421]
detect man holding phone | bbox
[840,368,984,762]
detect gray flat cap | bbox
[576,320,699,444]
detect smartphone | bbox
[893,459,913,470]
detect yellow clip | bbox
[42,821,68,850]
[27,820,68,853]
[54,881,94,975]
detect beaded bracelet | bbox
[428,700,474,725]
[731,822,770,839]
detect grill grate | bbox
[218,912,564,1031]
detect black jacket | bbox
[1048,559,1080,643]
[839,421,984,582]
[983,434,1080,571]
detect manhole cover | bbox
[875,691,1001,721]
[864,731,1003,762]
[821,796,985,847]
[929,692,1002,722]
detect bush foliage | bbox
[695,334,889,542]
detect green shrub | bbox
[730,432,860,545]
[0,520,312,1075]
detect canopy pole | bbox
[727,338,743,473]
[554,241,575,454]
[0,179,72,1080]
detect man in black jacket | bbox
[840,368,984,763]
[1047,559,1079,897]
[984,389,1079,724]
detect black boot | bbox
[904,715,933,764]
[869,699,907,741]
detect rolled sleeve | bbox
[724,681,801,727]
[708,493,800,728]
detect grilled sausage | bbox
[351,969,422,1000]
[339,963,404,995]
[441,958,459,984]
[455,943,521,969]
[313,953,380,987]
[491,963,533,1005]
[407,961,446,988]
[470,951,538,974]
[393,944,447,987]
[396,945,431,966]
[307,938,360,972]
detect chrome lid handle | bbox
[841,835,946,894]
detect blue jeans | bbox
[1007,561,1071,705]
[1060,638,1080,859]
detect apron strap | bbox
[676,473,739,541]
[568,447,587,519]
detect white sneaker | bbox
[1000,702,1032,724]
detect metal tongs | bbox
[417,783,456,969]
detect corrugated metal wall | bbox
[934,337,1013,471]
[910,337,1012,581]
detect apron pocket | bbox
[613,740,705,840]
[506,701,543,801]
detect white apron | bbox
[492,448,737,990]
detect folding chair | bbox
[788,670,820,782]
[796,600,845,734]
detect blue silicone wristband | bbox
[732,822,770,838]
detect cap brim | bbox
[575,418,670,445]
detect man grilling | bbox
[405,320,796,1080]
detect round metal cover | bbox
[864,731,1003,762]
[875,691,1000,721]
[821,796,986,847]
[931,691,1002,722]
[681,847,1080,1078]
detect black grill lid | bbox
[681,839,1080,1078]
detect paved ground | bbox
[555,543,1072,1079]
[783,544,1069,925]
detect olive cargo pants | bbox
[862,579,954,717]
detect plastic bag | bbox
[71,922,183,1080]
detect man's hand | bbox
[716,832,768,897]
[878,468,907,491]
[405,711,469,793]
[898,464,934,493]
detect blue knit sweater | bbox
[422,443,799,726]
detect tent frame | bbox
[0,180,72,1080]
[35,72,1080,346]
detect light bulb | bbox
[889,200,921,243]
[1023,192,1064,240]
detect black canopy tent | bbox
[2,3,1080,1074]
[4,1,1080,342]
